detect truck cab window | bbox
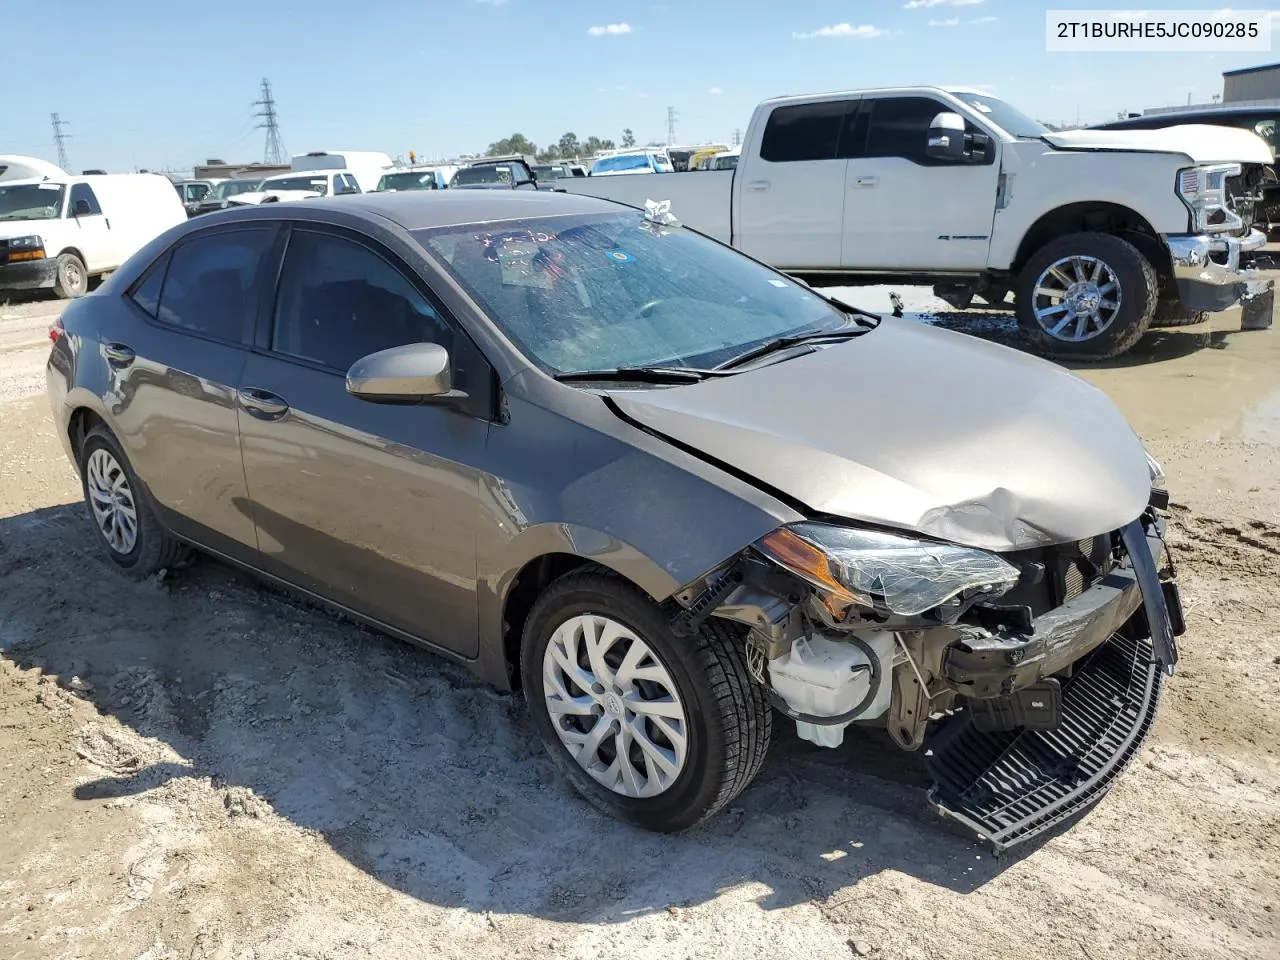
[861,97,953,164]
[759,101,850,163]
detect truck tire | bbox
[53,253,89,299]
[1151,299,1207,328]
[1015,232,1157,361]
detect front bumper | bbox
[1165,228,1273,314]
[0,258,57,291]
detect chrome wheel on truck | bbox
[1029,254,1122,343]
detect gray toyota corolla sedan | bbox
[46,191,1184,849]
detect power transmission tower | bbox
[666,106,678,145]
[50,113,71,170]
[732,128,742,146]
[254,78,288,165]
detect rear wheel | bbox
[79,425,188,578]
[52,253,88,299]
[521,571,771,832]
[1015,232,1157,360]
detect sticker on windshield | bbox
[38,183,62,191]
[767,278,787,287]
[606,250,635,264]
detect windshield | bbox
[452,166,514,187]
[213,180,263,199]
[417,212,852,375]
[591,154,654,174]
[262,175,329,195]
[952,94,1049,140]
[376,171,439,191]
[0,183,64,221]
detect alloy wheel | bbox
[1030,254,1122,342]
[541,613,689,799]
[85,448,138,555]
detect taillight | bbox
[49,318,64,343]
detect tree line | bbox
[486,128,640,162]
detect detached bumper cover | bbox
[0,258,57,291]
[1165,228,1273,315]
[925,516,1178,852]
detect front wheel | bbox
[53,253,89,299]
[1015,232,1157,360]
[521,571,772,832]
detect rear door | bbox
[236,225,487,656]
[108,223,281,562]
[734,98,854,270]
[66,183,115,270]
[839,95,1001,270]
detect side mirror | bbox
[345,342,463,402]
[926,112,968,162]
[72,199,94,217]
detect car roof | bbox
[221,190,624,230]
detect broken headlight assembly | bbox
[754,522,1021,620]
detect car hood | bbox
[1048,125,1272,165]
[226,189,322,206]
[0,219,58,241]
[609,320,1152,552]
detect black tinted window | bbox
[759,101,849,162]
[128,253,170,318]
[155,229,273,342]
[68,183,102,216]
[863,97,952,163]
[272,230,450,372]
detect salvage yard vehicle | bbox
[0,171,186,299]
[289,150,395,194]
[187,178,266,216]
[563,85,1275,359]
[373,167,455,192]
[228,170,363,206]
[450,156,539,190]
[590,149,674,176]
[46,191,1183,850]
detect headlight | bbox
[1176,163,1242,233]
[4,235,46,262]
[8,235,43,249]
[1146,450,1166,489]
[755,522,1021,618]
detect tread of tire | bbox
[1151,299,1207,328]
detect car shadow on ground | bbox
[0,502,1081,924]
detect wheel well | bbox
[1014,203,1170,277]
[501,553,609,689]
[55,247,86,266]
[67,407,106,464]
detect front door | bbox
[236,226,485,656]
[66,183,115,271]
[107,223,280,562]
[734,98,853,270]
[840,95,1001,271]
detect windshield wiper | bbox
[554,366,724,384]
[714,329,866,371]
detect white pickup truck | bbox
[562,86,1275,359]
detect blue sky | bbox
[6,0,1279,172]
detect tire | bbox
[1150,299,1207,328]
[79,425,189,578]
[52,253,89,299]
[1015,232,1157,361]
[521,571,772,832]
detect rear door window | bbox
[154,228,275,343]
[759,101,851,162]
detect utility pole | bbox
[666,106,678,145]
[254,78,288,165]
[50,113,71,170]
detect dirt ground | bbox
[1,287,1277,960]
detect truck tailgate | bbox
[560,170,734,244]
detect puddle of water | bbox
[1243,391,1280,446]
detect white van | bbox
[290,151,394,193]
[0,172,186,299]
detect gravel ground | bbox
[1,286,1277,960]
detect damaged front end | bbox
[673,491,1184,853]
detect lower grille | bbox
[925,631,1161,853]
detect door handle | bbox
[237,388,290,420]
[852,175,879,188]
[746,180,771,192]
[103,342,135,366]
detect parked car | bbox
[173,179,219,209]
[1092,105,1280,227]
[563,86,1274,359]
[188,179,266,216]
[290,151,394,193]
[449,156,539,190]
[0,173,185,298]
[227,170,362,206]
[531,163,587,191]
[712,146,741,170]
[46,190,1182,850]
[373,168,454,192]
[589,150,674,176]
